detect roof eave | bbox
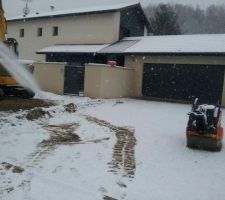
[36,51,97,54]
[123,52,225,56]
[7,10,119,22]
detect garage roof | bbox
[37,34,225,56]
[100,34,225,55]
[37,44,110,54]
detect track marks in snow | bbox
[25,123,80,168]
[0,162,25,197]
[85,115,136,178]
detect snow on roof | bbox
[7,1,140,21]
[37,34,225,55]
[37,44,110,54]
[124,34,225,54]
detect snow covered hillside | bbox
[0,93,225,200]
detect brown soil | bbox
[40,123,80,147]
[0,97,55,112]
[26,108,51,121]
[86,116,136,178]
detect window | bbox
[19,28,24,37]
[37,27,42,36]
[52,26,58,36]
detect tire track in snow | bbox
[85,115,136,178]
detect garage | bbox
[142,63,225,104]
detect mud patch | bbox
[86,116,136,178]
[40,132,80,147]
[26,108,51,121]
[41,123,80,147]
[103,195,118,200]
[0,97,55,112]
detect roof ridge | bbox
[7,1,140,21]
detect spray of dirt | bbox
[0,42,40,95]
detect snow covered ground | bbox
[0,93,225,200]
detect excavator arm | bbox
[0,0,34,99]
[0,0,7,41]
[0,0,18,54]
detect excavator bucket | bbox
[186,99,223,152]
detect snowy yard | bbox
[0,93,225,200]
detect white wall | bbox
[7,12,121,61]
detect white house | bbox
[6,2,151,62]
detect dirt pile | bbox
[40,123,80,147]
[26,108,51,121]
[64,103,77,113]
[40,132,80,146]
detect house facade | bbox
[7,2,150,62]
[6,3,225,106]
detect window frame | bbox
[37,27,43,37]
[19,28,24,38]
[52,26,58,36]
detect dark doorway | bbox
[64,63,85,95]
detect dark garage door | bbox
[142,63,224,104]
[64,64,85,95]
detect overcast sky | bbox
[3,0,225,18]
